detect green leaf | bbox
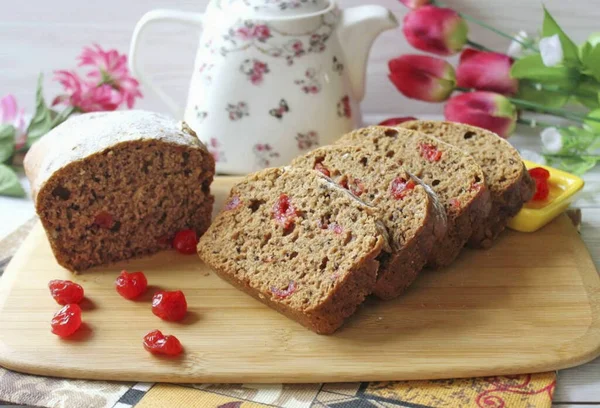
[26,73,53,148]
[581,45,600,81]
[576,94,600,109]
[0,164,25,197]
[511,54,579,85]
[517,81,570,109]
[0,124,16,164]
[542,6,580,64]
[544,155,598,175]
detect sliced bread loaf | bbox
[197,167,386,334]
[337,126,491,268]
[292,146,447,300]
[399,120,535,248]
[24,110,215,272]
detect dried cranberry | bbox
[418,143,443,162]
[272,194,298,230]
[152,290,187,321]
[225,195,242,211]
[339,177,349,189]
[529,167,550,181]
[378,116,418,126]
[115,270,148,300]
[348,178,365,196]
[319,220,343,234]
[143,329,183,356]
[450,198,461,210]
[271,281,297,299]
[48,280,84,305]
[172,229,198,255]
[470,183,483,193]
[51,304,82,337]
[532,177,550,201]
[94,211,114,229]
[314,162,331,177]
[390,177,416,200]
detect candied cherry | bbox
[348,178,365,196]
[143,330,183,356]
[152,290,187,321]
[450,198,461,210]
[272,194,298,230]
[48,280,84,305]
[51,304,82,337]
[529,167,550,180]
[115,270,148,300]
[390,177,416,200]
[314,162,331,177]
[225,195,242,211]
[418,143,442,162]
[271,281,297,299]
[172,229,198,255]
[532,177,550,201]
[94,211,115,229]
[378,116,418,126]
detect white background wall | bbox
[1,0,600,118]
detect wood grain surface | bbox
[0,177,598,384]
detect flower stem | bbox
[430,0,538,52]
[544,153,600,159]
[517,118,561,128]
[50,106,76,129]
[508,97,600,123]
[465,40,495,52]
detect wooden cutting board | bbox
[0,177,599,384]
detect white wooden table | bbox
[0,118,598,407]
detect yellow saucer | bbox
[507,160,584,232]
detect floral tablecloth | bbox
[0,219,557,408]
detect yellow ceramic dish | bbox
[507,160,584,233]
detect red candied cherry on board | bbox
[48,280,84,305]
[152,290,188,321]
[143,329,183,356]
[51,304,82,337]
[115,270,148,300]
[172,229,198,255]
[529,167,550,181]
[528,167,550,201]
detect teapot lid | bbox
[216,0,331,18]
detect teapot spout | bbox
[338,5,398,102]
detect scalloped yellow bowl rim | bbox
[507,160,584,233]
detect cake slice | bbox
[24,110,215,272]
[337,126,491,268]
[197,167,386,334]
[399,120,535,248]
[292,146,447,300]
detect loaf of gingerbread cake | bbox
[24,110,215,272]
[197,167,386,334]
[292,145,447,300]
[337,126,491,268]
[399,120,535,248]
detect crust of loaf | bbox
[399,120,535,248]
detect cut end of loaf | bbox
[36,139,214,272]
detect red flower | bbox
[389,55,456,102]
[444,91,517,138]
[457,49,518,95]
[252,25,271,41]
[403,6,468,56]
[399,0,430,9]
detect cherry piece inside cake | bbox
[292,146,447,300]
[24,111,215,272]
[400,120,535,248]
[337,126,491,268]
[197,167,386,334]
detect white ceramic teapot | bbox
[130,0,398,174]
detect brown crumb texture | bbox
[292,145,447,300]
[197,167,385,334]
[399,120,535,248]
[336,126,491,268]
[24,111,215,272]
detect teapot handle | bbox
[129,9,204,117]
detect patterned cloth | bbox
[0,220,557,408]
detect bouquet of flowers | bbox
[388,0,600,174]
[0,45,142,197]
